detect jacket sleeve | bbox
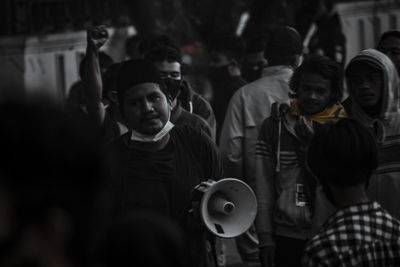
[254,117,277,247]
[191,92,217,142]
[219,91,245,179]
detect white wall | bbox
[0,26,136,104]
[337,0,400,64]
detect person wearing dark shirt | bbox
[208,35,248,140]
[137,34,217,139]
[145,45,212,138]
[242,34,268,83]
[108,58,223,267]
[303,118,400,266]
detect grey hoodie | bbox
[346,48,400,219]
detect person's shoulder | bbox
[192,91,211,107]
[182,109,209,126]
[170,124,215,153]
[302,229,336,264]
[179,108,203,120]
[171,124,200,139]
[178,109,210,131]
[108,131,130,147]
[228,78,264,103]
[191,92,214,118]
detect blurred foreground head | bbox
[0,100,110,267]
[308,118,378,188]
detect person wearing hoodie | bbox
[345,48,400,220]
[255,55,347,267]
[219,26,304,266]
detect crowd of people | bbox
[1,17,400,267]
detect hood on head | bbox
[345,48,400,119]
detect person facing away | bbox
[377,30,400,76]
[107,59,223,267]
[241,34,269,83]
[303,118,400,267]
[255,54,347,267]
[219,26,304,265]
[344,48,400,220]
[207,35,248,140]
[144,45,213,139]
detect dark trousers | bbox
[275,236,307,267]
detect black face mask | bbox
[163,78,182,100]
[209,65,231,83]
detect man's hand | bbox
[259,246,275,267]
[87,25,109,49]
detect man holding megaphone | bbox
[191,178,257,239]
[85,26,226,267]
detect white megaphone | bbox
[192,178,257,238]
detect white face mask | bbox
[130,109,174,143]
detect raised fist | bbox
[87,25,109,49]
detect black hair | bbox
[377,30,400,48]
[209,35,245,63]
[79,52,114,80]
[245,34,268,54]
[116,59,169,115]
[144,45,182,64]
[138,34,180,56]
[307,118,378,187]
[290,54,343,104]
[265,26,303,66]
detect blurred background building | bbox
[0,0,399,103]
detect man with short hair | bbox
[241,34,268,83]
[255,55,347,267]
[219,26,304,266]
[145,46,212,139]
[138,34,217,139]
[303,118,400,266]
[377,30,400,75]
[345,49,400,220]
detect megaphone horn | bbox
[192,178,257,238]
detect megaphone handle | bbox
[208,235,219,267]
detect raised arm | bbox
[83,25,109,125]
